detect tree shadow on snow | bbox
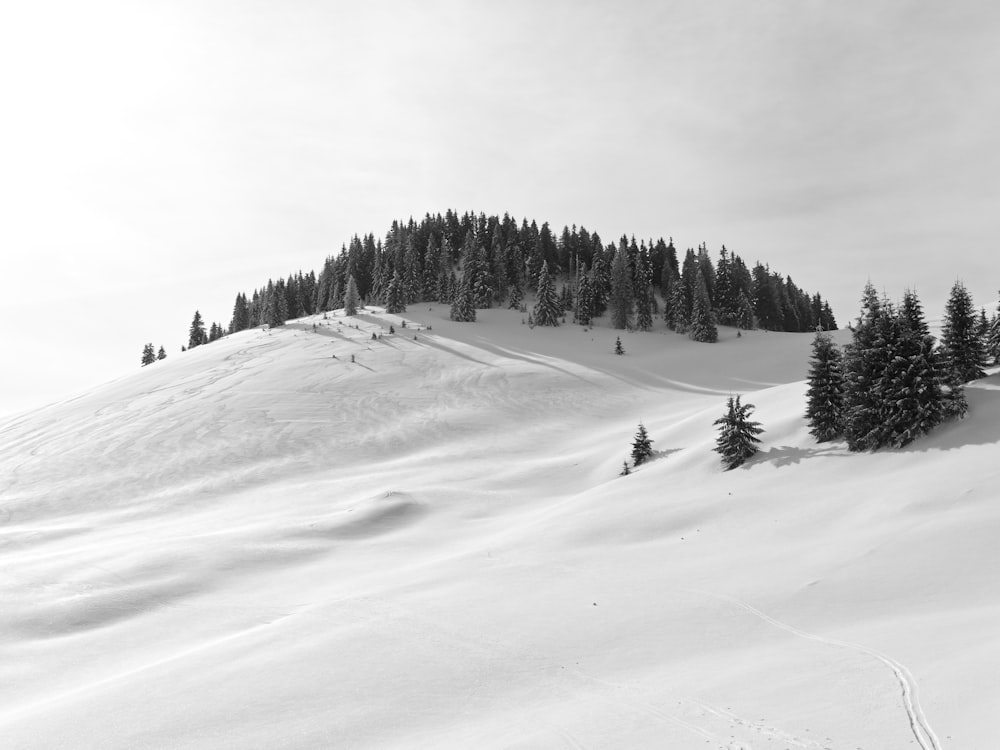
[751,443,845,468]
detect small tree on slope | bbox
[532,261,562,327]
[714,395,764,470]
[140,343,156,366]
[805,331,845,442]
[631,423,654,466]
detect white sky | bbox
[2,1,999,417]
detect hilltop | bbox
[2,304,998,749]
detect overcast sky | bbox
[1,1,999,417]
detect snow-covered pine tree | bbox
[385,269,406,314]
[140,343,156,366]
[633,248,654,332]
[877,305,949,448]
[714,395,764,470]
[987,292,1000,364]
[609,245,633,329]
[631,422,654,466]
[620,460,631,476]
[842,283,891,451]
[805,331,845,442]
[575,272,595,326]
[532,260,561,327]
[614,336,625,355]
[344,274,360,315]
[157,345,167,361]
[668,278,689,333]
[940,280,987,383]
[507,281,523,310]
[688,277,718,343]
[449,271,476,322]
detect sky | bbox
[1,0,999,417]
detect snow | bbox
[1,304,997,749]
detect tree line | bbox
[157,210,838,362]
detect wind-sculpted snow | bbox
[1,305,998,748]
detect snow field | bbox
[1,304,997,748]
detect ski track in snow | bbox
[687,589,942,750]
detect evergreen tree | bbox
[344,274,360,315]
[633,248,654,332]
[157,345,167,361]
[842,283,888,451]
[609,246,633,329]
[614,336,625,355]
[688,277,718,343]
[575,272,595,325]
[987,293,1000,365]
[140,343,156,366]
[805,331,845,442]
[532,261,561,327]
[667,278,689,333]
[631,423,654,466]
[620,460,631,476]
[940,280,987,383]
[713,395,764,470]
[450,271,477,322]
[385,269,406,314]
[188,310,207,349]
[507,281,523,310]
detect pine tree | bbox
[987,292,1000,364]
[157,346,167,361]
[385,269,406,314]
[609,246,633,329]
[507,281,523,310]
[842,283,889,451]
[688,277,718,343]
[805,331,845,442]
[141,343,156,366]
[450,271,477,322]
[713,395,764,470]
[620,460,631,476]
[614,336,625,355]
[344,274,360,315]
[532,261,561,327]
[631,423,654,466]
[940,280,987,383]
[575,272,595,326]
[188,310,207,349]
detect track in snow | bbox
[689,589,942,750]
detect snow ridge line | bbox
[685,589,942,750]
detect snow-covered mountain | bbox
[2,305,997,749]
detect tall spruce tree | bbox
[344,274,360,315]
[805,331,845,442]
[450,272,476,322]
[609,246,634,329]
[188,310,207,349]
[575,272,595,325]
[532,261,561,327]
[987,292,1000,364]
[688,277,718,343]
[631,423,654,466]
[842,283,889,451]
[385,269,406,314]
[714,396,764,470]
[940,280,987,383]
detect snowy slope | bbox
[1,305,997,749]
